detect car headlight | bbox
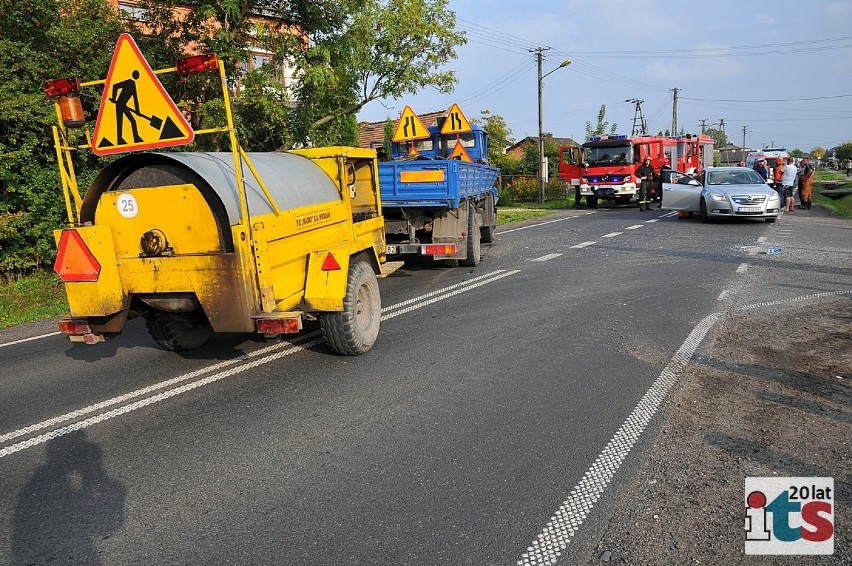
[768,192,781,201]
[710,192,727,201]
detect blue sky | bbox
[357,0,852,153]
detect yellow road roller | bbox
[46,42,399,354]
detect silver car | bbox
[661,167,782,223]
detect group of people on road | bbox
[752,156,814,212]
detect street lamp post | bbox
[536,54,571,204]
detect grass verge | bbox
[0,271,68,330]
[813,169,852,218]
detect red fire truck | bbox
[558,134,715,208]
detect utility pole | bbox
[626,98,647,136]
[533,46,550,204]
[741,125,749,151]
[671,87,680,135]
[699,119,709,134]
[718,118,726,138]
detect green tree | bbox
[0,0,127,281]
[810,146,826,160]
[290,0,465,145]
[704,127,728,147]
[584,105,618,140]
[789,148,804,158]
[834,142,852,162]
[472,110,514,166]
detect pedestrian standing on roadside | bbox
[636,156,655,211]
[781,156,798,212]
[753,158,769,181]
[772,157,785,197]
[798,157,814,209]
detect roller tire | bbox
[320,260,381,355]
[145,311,213,351]
[459,207,481,267]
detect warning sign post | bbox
[92,34,193,156]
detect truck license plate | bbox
[386,245,398,254]
[738,206,761,213]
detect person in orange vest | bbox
[798,157,814,209]
[772,157,785,199]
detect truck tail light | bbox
[176,54,218,76]
[54,230,101,282]
[58,319,92,335]
[256,317,301,335]
[423,244,456,255]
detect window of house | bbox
[118,2,148,21]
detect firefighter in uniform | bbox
[636,156,655,211]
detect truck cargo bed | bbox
[378,160,498,208]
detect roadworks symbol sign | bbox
[92,33,194,156]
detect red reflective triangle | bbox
[54,230,101,282]
[321,252,341,271]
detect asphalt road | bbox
[0,207,804,565]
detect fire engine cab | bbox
[558,134,715,208]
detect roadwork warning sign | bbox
[92,33,193,156]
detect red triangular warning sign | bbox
[54,230,101,282]
[92,34,193,156]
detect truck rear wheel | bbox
[144,311,213,351]
[459,207,481,267]
[586,196,598,209]
[320,260,381,355]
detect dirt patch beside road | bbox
[587,297,851,564]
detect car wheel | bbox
[700,198,710,222]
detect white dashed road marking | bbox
[570,241,596,249]
[602,232,622,238]
[737,263,749,274]
[718,289,732,301]
[516,288,852,565]
[645,219,659,223]
[517,312,722,565]
[532,253,563,262]
[625,224,643,230]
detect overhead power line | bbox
[681,94,852,103]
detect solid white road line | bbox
[0,331,61,349]
[570,241,596,249]
[1,269,521,459]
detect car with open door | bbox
[661,167,782,223]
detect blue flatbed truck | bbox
[378,124,499,266]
